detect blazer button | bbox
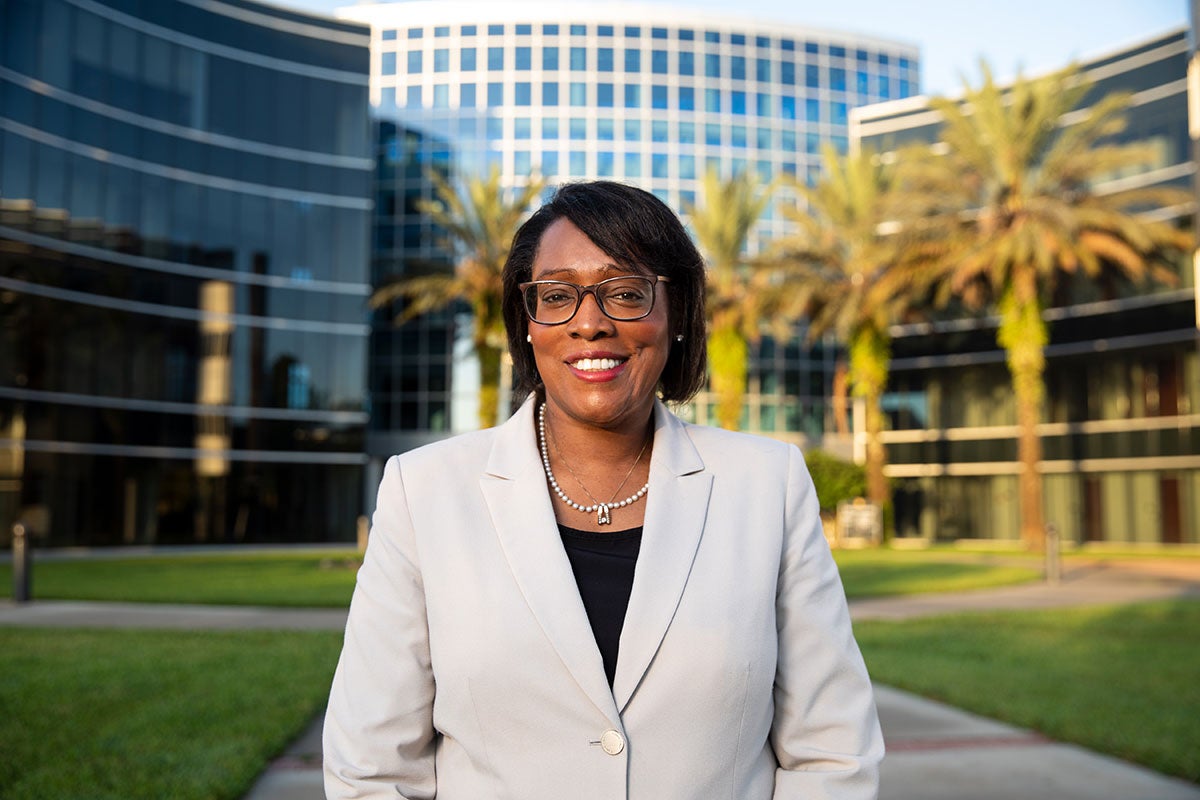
[600,729,625,755]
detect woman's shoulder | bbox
[673,414,799,460]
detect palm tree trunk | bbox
[709,321,747,430]
[477,343,502,429]
[850,326,891,538]
[997,290,1048,549]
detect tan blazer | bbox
[324,397,883,799]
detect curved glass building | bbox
[338,0,920,460]
[0,0,373,546]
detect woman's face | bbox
[528,218,671,433]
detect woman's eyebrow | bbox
[534,263,628,279]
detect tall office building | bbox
[336,0,921,471]
[853,29,1197,544]
[0,0,374,546]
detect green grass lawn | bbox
[0,627,343,800]
[832,548,1040,598]
[0,546,1043,606]
[0,551,362,607]
[855,599,1200,784]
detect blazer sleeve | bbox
[323,456,438,799]
[770,445,885,800]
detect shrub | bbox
[804,449,867,513]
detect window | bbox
[705,123,721,145]
[570,24,586,35]
[462,25,477,36]
[731,33,746,46]
[597,118,614,140]
[542,117,559,138]
[461,48,476,71]
[756,58,771,82]
[856,71,869,96]
[625,49,641,72]
[433,84,449,107]
[731,90,746,115]
[488,24,504,35]
[624,84,641,108]
[705,53,721,78]
[543,47,559,70]
[597,48,614,72]
[805,98,819,122]
[679,86,695,111]
[679,29,695,41]
[653,27,668,39]
[830,68,846,92]
[624,152,641,177]
[514,117,531,138]
[652,153,669,178]
[406,85,422,106]
[435,26,449,37]
[514,82,532,105]
[382,29,397,41]
[781,62,795,85]
[516,46,532,70]
[780,38,794,51]
[408,28,423,39]
[705,31,720,43]
[624,119,640,140]
[830,45,846,58]
[569,151,586,176]
[434,48,449,72]
[488,47,504,70]
[570,82,587,106]
[460,83,476,107]
[756,127,772,148]
[704,88,720,113]
[652,120,669,142]
[381,52,396,75]
[731,56,745,80]
[626,26,641,37]
[678,121,696,143]
[598,25,614,36]
[570,118,587,140]
[597,151,614,177]
[731,125,747,147]
[652,50,668,74]
[806,65,820,88]
[780,129,796,150]
[543,82,559,105]
[651,85,668,109]
[516,23,532,35]
[806,42,820,55]
[597,83,614,107]
[780,95,796,119]
[543,24,558,35]
[899,79,911,97]
[407,51,422,73]
[381,86,396,107]
[678,51,694,75]
[679,155,696,179]
[570,47,587,70]
[756,36,771,48]
[877,74,890,99]
[756,93,771,116]
[487,82,503,105]
[542,151,559,175]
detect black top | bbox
[558,524,643,687]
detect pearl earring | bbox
[674,334,684,343]
[526,334,532,343]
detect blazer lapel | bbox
[480,397,621,724]
[612,401,712,711]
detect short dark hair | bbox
[502,181,707,403]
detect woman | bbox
[324,181,883,799]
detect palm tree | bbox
[907,63,1191,548]
[773,144,935,532]
[370,166,544,428]
[685,168,779,430]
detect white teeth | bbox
[571,358,622,371]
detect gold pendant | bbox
[597,504,611,525]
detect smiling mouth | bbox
[570,357,625,372]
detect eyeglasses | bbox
[519,275,670,325]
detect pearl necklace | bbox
[538,403,649,525]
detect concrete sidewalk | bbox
[3,556,1198,799]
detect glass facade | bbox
[853,29,1198,545]
[342,2,918,451]
[0,0,373,546]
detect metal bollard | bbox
[12,521,31,603]
[1044,522,1061,585]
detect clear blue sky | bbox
[267,0,1186,96]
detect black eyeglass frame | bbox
[518,274,671,326]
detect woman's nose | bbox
[569,291,614,337]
